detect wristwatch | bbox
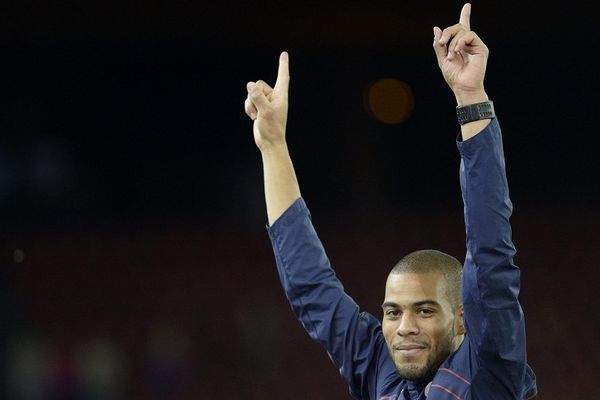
[456,100,495,125]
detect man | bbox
[243,3,537,399]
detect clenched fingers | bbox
[244,52,289,121]
[434,24,469,62]
[453,31,485,55]
[446,29,470,60]
[439,24,468,46]
[245,82,257,120]
[245,80,275,120]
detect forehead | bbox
[384,272,449,306]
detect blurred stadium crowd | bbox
[2,203,599,399]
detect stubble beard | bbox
[393,328,456,380]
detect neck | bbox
[453,333,465,352]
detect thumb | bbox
[432,26,447,64]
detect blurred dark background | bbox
[1,1,598,398]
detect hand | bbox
[244,52,290,152]
[433,3,489,105]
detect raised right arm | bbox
[244,52,300,225]
[244,53,396,399]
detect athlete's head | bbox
[381,249,465,380]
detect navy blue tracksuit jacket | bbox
[267,119,538,399]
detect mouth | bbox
[393,343,427,359]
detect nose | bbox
[396,312,419,336]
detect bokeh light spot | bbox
[366,78,414,124]
[13,249,25,263]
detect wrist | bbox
[454,90,488,107]
[259,141,289,157]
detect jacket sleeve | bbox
[456,118,528,397]
[267,198,393,399]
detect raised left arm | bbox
[434,4,537,398]
[433,3,491,140]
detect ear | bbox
[455,304,466,335]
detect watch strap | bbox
[456,100,495,125]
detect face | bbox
[381,272,464,380]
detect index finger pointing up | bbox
[274,51,290,93]
[459,3,471,30]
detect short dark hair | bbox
[390,249,463,308]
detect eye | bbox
[417,308,434,317]
[385,310,401,319]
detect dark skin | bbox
[382,272,464,379]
